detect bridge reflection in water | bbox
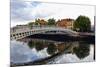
[11,37,95,66]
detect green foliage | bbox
[28,22,34,29]
[73,41,90,59]
[47,43,57,55]
[28,40,35,49]
[47,18,56,25]
[35,41,44,51]
[73,15,91,32]
[28,41,44,51]
[34,19,40,25]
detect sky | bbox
[11,0,95,27]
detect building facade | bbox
[56,18,74,29]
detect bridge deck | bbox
[10,27,78,40]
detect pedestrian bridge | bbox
[10,26,78,40]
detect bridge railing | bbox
[10,26,77,35]
[10,26,79,40]
[11,26,61,33]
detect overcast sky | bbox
[11,0,95,27]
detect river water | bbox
[10,37,95,65]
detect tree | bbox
[34,19,40,25]
[47,43,57,55]
[47,18,56,25]
[28,22,34,29]
[73,41,90,59]
[73,15,91,32]
[28,40,35,49]
[35,41,44,51]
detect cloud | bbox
[11,1,58,27]
[11,1,95,27]
[11,1,41,24]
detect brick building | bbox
[56,18,74,29]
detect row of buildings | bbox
[34,18,74,29]
[11,18,74,31]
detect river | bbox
[10,35,95,66]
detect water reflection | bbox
[10,40,39,64]
[11,38,95,64]
[74,42,90,59]
[28,41,35,49]
[26,39,91,59]
[47,43,58,55]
